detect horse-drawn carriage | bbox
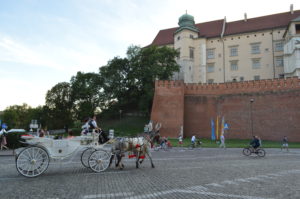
[15,131,155,178]
[15,132,112,177]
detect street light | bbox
[250,99,254,137]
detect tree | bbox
[45,82,73,131]
[70,72,104,120]
[100,45,179,115]
[1,104,44,130]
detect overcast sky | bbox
[0,0,298,111]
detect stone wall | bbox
[151,77,300,141]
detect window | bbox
[279,74,285,79]
[189,47,194,59]
[252,58,261,69]
[177,36,180,41]
[207,63,215,73]
[176,48,181,59]
[190,34,194,39]
[251,43,261,54]
[207,49,215,59]
[207,79,214,84]
[254,75,260,80]
[275,56,283,67]
[230,47,238,57]
[240,76,244,81]
[230,60,238,71]
[275,42,283,52]
[296,24,300,34]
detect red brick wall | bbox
[151,77,300,141]
[150,81,185,138]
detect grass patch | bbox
[168,138,300,148]
[101,116,149,137]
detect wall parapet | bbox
[155,77,300,95]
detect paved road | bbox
[1,148,300,199]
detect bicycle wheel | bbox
[162,143,168,151]
[81,148,96,168]
[257,149,266,157]
[243,148,251,156]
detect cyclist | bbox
[250,135,260,151]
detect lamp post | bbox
[250,99,254,137]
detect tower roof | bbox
[175,13,199,34]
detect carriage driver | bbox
[89,115,108,144]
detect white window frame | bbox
[252,58,261,69]
[230,47,238,57]
[207,79,214,84]
[251,43,261,54]
[275,41,283,52]
[189,47,194,59]
[230,60,238,71]
[207,49,215,59]
[254,75,260,80]
[275,56,283,67]
[207,63,215,73]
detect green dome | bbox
[175,13,199,34]
[178,13,195,27]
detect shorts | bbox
[282,143,288,147]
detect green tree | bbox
[70,72,104,120]
[1,104,44,130]
[45,82,73,131]
[100,45,179,115]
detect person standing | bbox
[0,129,8,150]
[191,135,196,148]
[178,135,183,146]
[219,134,226,149]
[281,136,289,152]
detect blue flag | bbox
[211,118,216,140]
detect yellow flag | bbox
[216,116,219,140]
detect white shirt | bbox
[191,136,196,142]
[91,120,98,128]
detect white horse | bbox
[111,136,155,169]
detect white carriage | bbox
[15,133,112,177]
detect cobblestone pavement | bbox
[1,148,300,199]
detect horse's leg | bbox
[109,154,115,167]
[115,153,122,168]
[136,151,140,169]
[146,149,155,168]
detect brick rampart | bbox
[151,77,300,141]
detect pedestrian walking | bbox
[0,129,8,150]
[281,136,289,152]
[219,134,226,149]
[178,135,183,146]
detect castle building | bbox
[150,7,300,83]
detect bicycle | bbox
[243,146,266,157]
[154,140,172,151]
[189,140,202,149]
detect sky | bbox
[0,0,298,111]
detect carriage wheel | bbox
[81,148,96,168]
[16,146,49,177]
[88,150,111,172]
